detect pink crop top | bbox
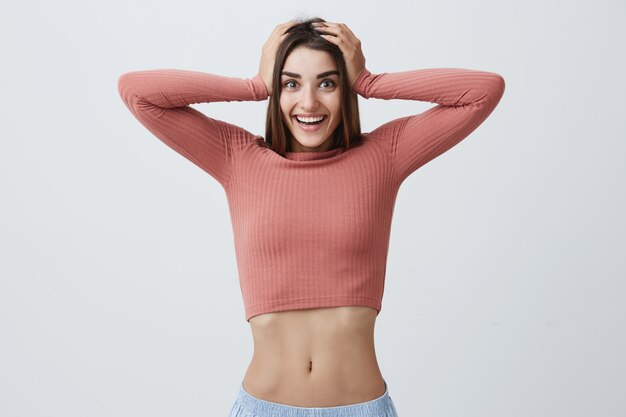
[118,66,505,321]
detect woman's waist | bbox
[242,306,384,405]
[247,339,381,375]
[242,356,386,407]
[248,306,379,342]
[247,308,379,371]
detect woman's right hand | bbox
[258,21,299,96]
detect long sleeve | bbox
[117,69,269,188]
[352,68,505,184]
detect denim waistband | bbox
[233,379,394,417]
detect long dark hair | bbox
[265,17,363,156]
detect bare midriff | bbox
[242,306,386,407]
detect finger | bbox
[321,22,346,28]
[337,23,353,33]
[319,25,356,43]
[314,24,336,31]
[319,34,337,43]
[334,24,354,37]
[318,28,351,44]
[318,25,347,38]
[314,26,339,35]
[323,22,355,37]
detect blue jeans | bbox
[228,379,399,417]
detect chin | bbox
[295,138,328,148]
[291,134,332,149]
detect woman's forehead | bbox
[283,47,336,72]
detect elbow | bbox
[487,72,506,104]
[459,72,506,109]
[475,72,505,109]
[117,73,131,104]
[117,72,143,107]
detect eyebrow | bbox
[281,70,339,79]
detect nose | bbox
[300,86,319,111]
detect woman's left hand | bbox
[312,21,366,90]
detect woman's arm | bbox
[352,68,505,184]
[117,69,268,188]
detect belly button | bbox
[308,361,313,372]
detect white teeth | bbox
[296,116,325,123]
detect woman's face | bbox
[279,46,342,152]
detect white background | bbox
[1,0,624,416]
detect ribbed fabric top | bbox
[118,66,505,322]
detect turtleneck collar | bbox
[284,147,344,161]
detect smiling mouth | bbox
[294,115,327,125]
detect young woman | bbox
[118,17,505,417]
